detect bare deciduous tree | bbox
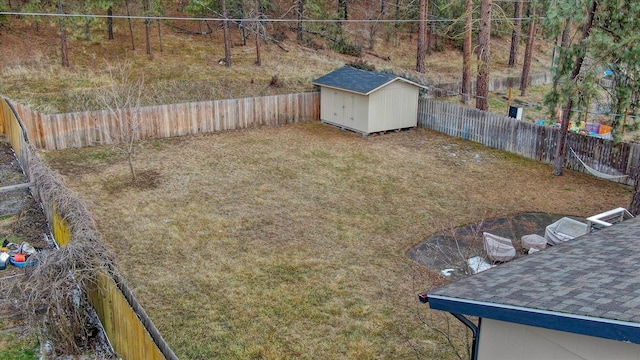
[96,62,145,181]
[404,222,486,359]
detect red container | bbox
[14,253,26,262]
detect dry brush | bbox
[3,145,117,356]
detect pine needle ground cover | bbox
[43,122,631,359]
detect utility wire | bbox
[0,11,541,23]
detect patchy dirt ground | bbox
[406,212,583,279]
[0,136,50,265]
[1,136,117,359]
[0,136,51,356]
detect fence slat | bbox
[13,93,320,151]
[418,98,637,185]
[2,98,179,360]
[7,93,636,186]
[426,72,552,98]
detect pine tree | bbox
[475,0,492,111]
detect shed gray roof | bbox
[427,216,640,342]
[312,66,425,95]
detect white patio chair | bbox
[483,232,516,263]
[545,217,589,245]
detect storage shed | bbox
[312,66,427,136]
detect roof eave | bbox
[365,78,428,95]
[394,77,429,90]
[313,78,428,96]
[311,82,368,95]
[427,295,640,344]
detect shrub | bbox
[332,37,362,57]
[346,59,375,72]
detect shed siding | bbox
[320,88,369,133]
[368,81,419,133]
[478,319,640,360]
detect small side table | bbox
[522,234,547,252]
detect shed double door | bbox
[333,92,356,128]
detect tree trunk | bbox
[255,0,261,66]
[560,16,572,47]
[84,20,91,41]
[552,0,597,176]
[552,98,573,175]
[475,0,491,111]
[338,0,348,20]
[222,0,232,67]
[415,0,428,73]
[461,0,472,104]
[508,0,523,67]
[143,0,152,56]
[520,16,536,96]
[297,0,304,42]
[125,0,135,50]
[128,151,137,181]
[631,171,640,216]
[107,6,114,40]
[157,20,163,52]
[58,0,69,68]
[427,7,433,56]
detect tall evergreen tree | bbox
[415,0,428,73]
[221,0,231,67]
[461,0,472,104]
[543,0,640,179]
[143,0,152,56]
[551,0,597,176]
[186,0,233,67]
[475,0,492,111]
[508,0,523,67]
[520,0,536,96]
[297,0,304,42]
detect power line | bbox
[0,11,539,24]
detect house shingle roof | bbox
[427,216,640,342]
[312,66,421,95]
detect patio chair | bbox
[545,217,589,245]
[483,232,516,263]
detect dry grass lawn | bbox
[43,121,632,359]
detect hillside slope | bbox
[0,16,553,113]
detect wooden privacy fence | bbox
[0,99,177,360]
[426,72,552,98]
[418,99,640,186]
[13,92,320,150]
[1,99,31,175]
